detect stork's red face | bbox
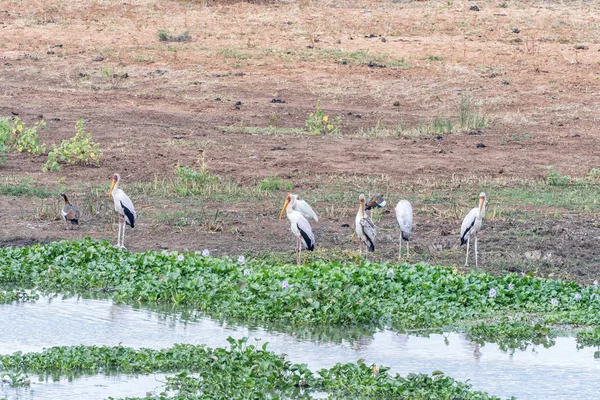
[279,194,292,220]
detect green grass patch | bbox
[0,177,60,198]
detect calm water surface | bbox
[1,296,598,399]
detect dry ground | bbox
[1,0,599,281]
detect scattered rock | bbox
[270,99,286,104]
[367,61,385,68]
[112,73,128,79]
[435,135,443,140]
[498,168,504,174]
[574,45,589,50]
[234,101,242,106]
[476,143,486,148]
[335,39,341,44]
[364,34,378,38]
[512,28,520,34]
[393,101,400,107]
[271,146,286,151]
[91,56,104,62]
[51,44,63,48]
[341,223,350,228]
[10,112,18,116]
[4,63,12,66]
[501,80,510,85]
[347,112,362,118]
[51,117,61,121]
[214,97,221,101]
[440,230,451,236]
[468,130,484,135]
[510,38,523,44]
[172,135,185,139]
[47,50,55,55]
[572,134,581,138]
[524,250,542,261]
[380,37,387,43]
[469,5,480,11]
[232,72,245,77]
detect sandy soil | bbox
[1,0,599,281]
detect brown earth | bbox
[1,0,599,281]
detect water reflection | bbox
[0,296,599,400]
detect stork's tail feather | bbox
[401,231,410,241]
[70,220,79,225]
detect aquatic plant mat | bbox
[2,240,600,398]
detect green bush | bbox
[43,119,101,172]
[305,100,341,136]
[545,166,571,186]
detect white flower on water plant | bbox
[591,294,599,301]
[177,254,184,262]
[551,298,559,307]
[386,268,394,278]
[202,249,210,257]
[282,280,289,290]
[488,288,497,298]
[574,293,582,301]
[238,255,245,265]
[507,283,514,291]
[594,280,598,287]
[243,269,250,277]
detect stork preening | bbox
[356,194,376,258]
[60,193,80,229]
[460,192,486,267]
[108,173,136,249]
[279,194,315,265]
[395,200,413,258]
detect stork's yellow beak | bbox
[478,196,484,213]
[108,179,116,198]
[279,198,290,219]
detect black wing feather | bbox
[121,202,135,228]
[460,220,475,246]
[298,224,314,251]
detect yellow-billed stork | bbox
[460,192,486,267]
[108,173,136,249]
[356,194,376,258]
[279,194,315,265]
[395,200,413,258]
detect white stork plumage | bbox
[287,194,319,222]
[395,200,413,259]
[279,194,315,265]
[355,194,376,258]
[460,192,486,267]
[108,173,136,249]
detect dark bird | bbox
[60,193,80,229]
[364,194,387,211]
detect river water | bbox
[1,295,598,399]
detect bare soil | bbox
[1,0,599,281]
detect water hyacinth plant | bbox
[1,240,600,332]
[0,338,510,399]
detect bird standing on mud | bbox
[279,194,315,265]
[460,192,486,267]
[356,194,376,258]
[395,200,413,258]
[108,173,136,249]
[60,193,80,229]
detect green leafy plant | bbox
[0,118,11,165]
[305,100,341,136]
[174,160,218,196]
[43,119,101,172]
[10,117,47,155]
[459,93,491,131]
[467,319,556,352]
[545,166,571,186]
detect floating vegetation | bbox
[0,338,511,399]
[1,240,600,331]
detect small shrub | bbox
[174,161,218,196]
[158,29,191,42]
[0,118,11,165]
[43,119,101,172]
[259,176,282,191]
[545,166,570,186]
[587,168,600,182]
[12,118,47,155]
[305,100,341,136]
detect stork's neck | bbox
[285,198,295,215]
[359,201,365,218]
[477,202,486,219]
